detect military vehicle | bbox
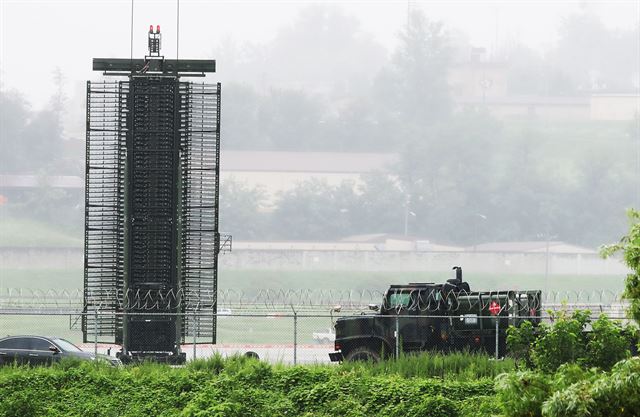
[329,267,541,362]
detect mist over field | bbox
[1,1,639,288]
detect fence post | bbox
[291,305,297,366]
[192,309,197,361]
[93,307,98,356]
[395,314,399,359]
[495,316,499,360]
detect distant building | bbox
[221,151,398,205]
[469,241,596,255]
[449,58,639,121]
[590,94,640,121]
[232,234,463,252]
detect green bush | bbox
[532,310,590,372]
[542,358,640,417]
[506,320,537,368]
[584,314,633,370]
[495,370,552,417]
[456,396,501,417]
[601,208,640,327]
[507,310,634,372]
[0,357,496,417]
[496,358,640,417]
[384,395,459,417]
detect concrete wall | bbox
[221,250,627,275]
[590,94,640,121]
[0,247,628,276]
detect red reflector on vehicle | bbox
[489,301,500,315]
[335,343,341,351]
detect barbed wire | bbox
[0,287,628,314]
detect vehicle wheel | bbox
[344,346,382,362]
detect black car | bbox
[0,335,121,366]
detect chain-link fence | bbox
[0,300,634,365]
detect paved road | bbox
[79,343,335,365]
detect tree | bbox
[270,179,359,240]
[396,110,500,243]
[257,89,326,150]
[601,209,640,326]
[0,90,31,173]
[219,178,269,240]
[221,84,265,150]
[374,9,451,128]
[553,12,639,92]
[264,4,386,97]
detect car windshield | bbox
[53,338,82,352]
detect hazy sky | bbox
[1,0,639,111]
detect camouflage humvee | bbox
[329,267,541,362]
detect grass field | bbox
[0,313,330,345]
[0,268,628,293]
[0,217,82,248]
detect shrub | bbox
[541,358,640,417]
[506,320,537,368]
[508,309,634,372]
[532,310,590,372]
[495,370,551,417]
[584,314,632,370]
[385,395,459,417]
[601,208,640,327]
[456,396,501,417]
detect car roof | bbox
[0,335,56,340]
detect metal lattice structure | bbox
[84,80,126,341]
[83,27,230,363]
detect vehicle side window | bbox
[29,338,53,351]
[0,337,31,349]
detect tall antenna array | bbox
[83,25,231,363]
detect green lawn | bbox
[0,217,82,248]
[0,268,627,293]
[0,313,330,346]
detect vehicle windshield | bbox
[53,338,82,352]
[388,293,411,308]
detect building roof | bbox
[458,96,590,106]
[221,151,398,174]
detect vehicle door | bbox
[387,290,418,351]
[414,289,444,351]
[391,289,440,352]
[0,337,32,365]
[450,293,483,352]
[28,337,57,365]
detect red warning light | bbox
[489,301,500,316]
[149,25,153,33]
[156,25,160,33]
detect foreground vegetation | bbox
[0,355,499,417]
[1,353,638,417]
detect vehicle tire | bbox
[344,346,382,362]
